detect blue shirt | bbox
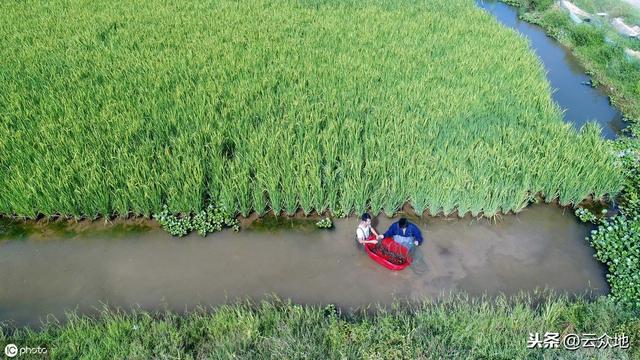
[383,222,424,245]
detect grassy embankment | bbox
[0,0,622,220]
[502,0,640,312]
[2,294,639,359]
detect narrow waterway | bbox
[476,0,625,139]
[0,206,606,327]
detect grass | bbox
[2,294,638,359]
[0,0,623,219]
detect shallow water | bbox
[0,206,606,327]
[476,0,626,139]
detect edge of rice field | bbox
[0,195,611,241]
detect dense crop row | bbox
[0,0,622,218]
[3,295,638,359]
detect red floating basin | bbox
[364,235,412,271]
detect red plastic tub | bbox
[364,235,412,271]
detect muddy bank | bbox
[0,195,612,240]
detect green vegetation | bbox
[509,0,640,119]
[154,204,238,237]
[0,218,33,241]
[577,140,640,309]
[0,0,622,219]
[572,0,640,25]
[315,217,333,229]
[247,215,318,232]
[591,214,640,308]
[2,295,638,359]
[503,0,640,310]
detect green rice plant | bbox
[0,0,623,219]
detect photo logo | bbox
[3,344,47,358]
[4,344,18,358]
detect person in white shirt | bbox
[355,213,383,245]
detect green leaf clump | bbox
[315,217,333,229]
[590,215,640,308]
[154,204,239,237]
[584,142,640,310]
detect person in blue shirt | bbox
[384,218,423,250]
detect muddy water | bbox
[0,206,606,327]
[476,0,626,139]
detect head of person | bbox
[361,213,372,225]
[399,217,408,229]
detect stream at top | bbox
[476,0,626,139]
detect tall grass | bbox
[2,294,638,359]
[0,0,623,218]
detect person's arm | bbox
[371,226,383,239]
[412,224,424,245]
[383,223,397,239]
[357,227,378,244]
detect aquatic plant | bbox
[153,206,192,237]
[590,215,640,308]
[574,139,639,310]
[0,0,623,219]
[192,204,240,236]
[153,204,239,237]
[587,141,640,310]
[315,218,333,229]
[574,207,608,223]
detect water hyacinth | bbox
[153,204,239,237]
[0,0,623,218]
[315,218,333,229]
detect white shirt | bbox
[356,223,371,242]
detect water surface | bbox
[476,0,625,138]
[0,206,606,327]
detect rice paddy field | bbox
[0,0,623,218]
